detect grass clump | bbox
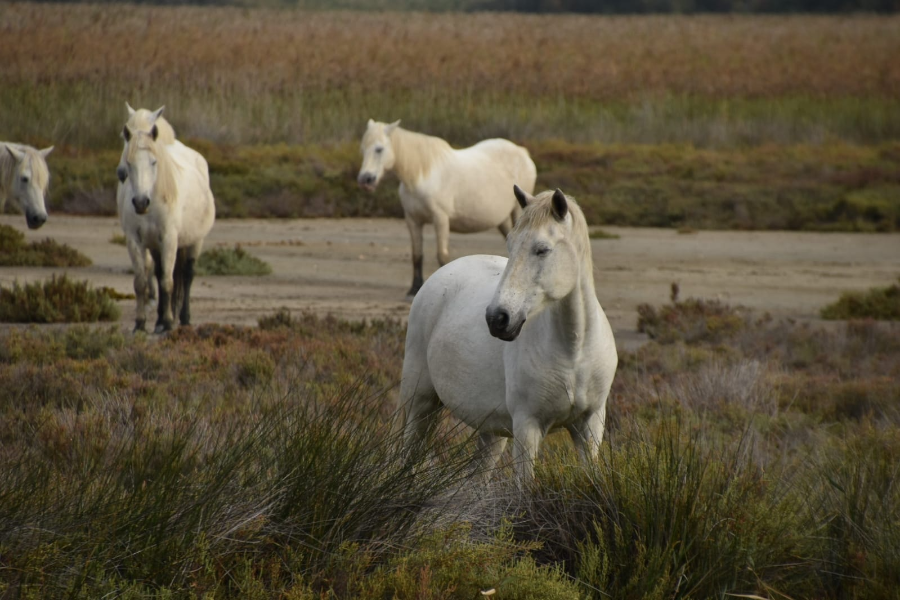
[0,223,91,267]
[821,278,900,321]
[588,228,620,240]
[637,284,746,344]
[0,275,120,323]
[195,244,272,276]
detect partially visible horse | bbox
[118,106,215,333]
[0,142,53,229]
[357,120,537,296]
[399,186,617,485]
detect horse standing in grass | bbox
[399,186,617,485]
[0,142,53,229]
[357,120,537,297]
[118,106,215,333]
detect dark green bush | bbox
[196,245,272,276]
[821,279,900,321]
[0,275,120,323]
[0,224,91,267]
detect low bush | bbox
[821,278,900,321]
[0,274,120,323]
[0,223,91,267]
[637,297,747,344]
[196,244,272,276]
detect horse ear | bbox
[150,106,165,124]
[39,146,54,158]
[151,125,159,141]
[513,184,533,209]
[386,120,401,134]
[122,126,132,142]
[126,102,136,116]
[6,145,25,162]
[367,118,375,127]
[551,189,568,222]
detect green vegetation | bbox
[0,308,898,597]
[821,278,900,321]
[196,244,273,276]
[589,228,620,239]
[0,223,92,267]
[0,274,120,323]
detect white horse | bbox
[118,106,215,333]
[358,120,537,297]
[399,186,618,485]
[0,142,53,229]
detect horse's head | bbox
[6,144,52,230]
[122,105,165,215]
[486,186,586,342]
[358,119,400,192]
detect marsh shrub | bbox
[0,275,120,323]
[637,297,746,344]
[821,279,900,321]
[0,223,91,267]
[196,245,272,276]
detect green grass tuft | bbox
[0,274,121,323]
[821,278,900,321]
[589,228,620,240]
[196,245,273,276]
[0,224,92,267]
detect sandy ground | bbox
[2,215,898,350]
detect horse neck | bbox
[544,249,598,356]
[389,127,451,186]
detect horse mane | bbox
[127,110,176,144]
[125,132,177,205]
[515,190,593,271]
[386,127,452,185]
[0,143,50,194]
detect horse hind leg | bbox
[178,244,202,326]
[404,215,425,297]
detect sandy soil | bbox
[3,215,898,350]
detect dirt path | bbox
[3,215,898,350]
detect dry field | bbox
[1,4,899,147]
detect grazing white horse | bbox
[358,120,537,296]
[399,187,617,485]
[0,142,53,229]
[118,106,215,333]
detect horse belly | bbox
[411,255,513,433]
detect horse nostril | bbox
[488,308,509,331]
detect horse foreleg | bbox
[433,212,451,267]
[567,410,606,465]
[404,215,425,297]
[127,240,150,332]
[512,416,544,488]
[179,243,201,326]
[151,238,178,333]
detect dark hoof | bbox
[133,320,146,334]
[154,321,173,334]
[406,286,421,298]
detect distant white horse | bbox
[399,187,618,485]
[358,120,537,296]
[118,106,215,333]
[0,142,53,229]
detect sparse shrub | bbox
[235,349,276,388]
[0,275,120,323]
[821,279,900,321]
[0,223,91,267]
[589,228,619,239]
[637,297,746,344]
[196,245,272,276]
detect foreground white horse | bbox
[358,120,537,296]
[0,142,53,229]
[118,106,215,333]
[400,187,618,484]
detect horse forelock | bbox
[514,191,592,266]
[126,111,176,145]
[125,132,177,205]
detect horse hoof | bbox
[406,287,421,298]
[133,320,146,334]
[154,322,173,334]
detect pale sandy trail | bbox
[2,215,898,351]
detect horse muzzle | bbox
[485,305,525,342]
[357,172,377,192]
[26,211,47,230]
[132,195,151,215]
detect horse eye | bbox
[151,159,158,167]
[375,147,383,154]
[534,246,550,257]
[21,176,29,183]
